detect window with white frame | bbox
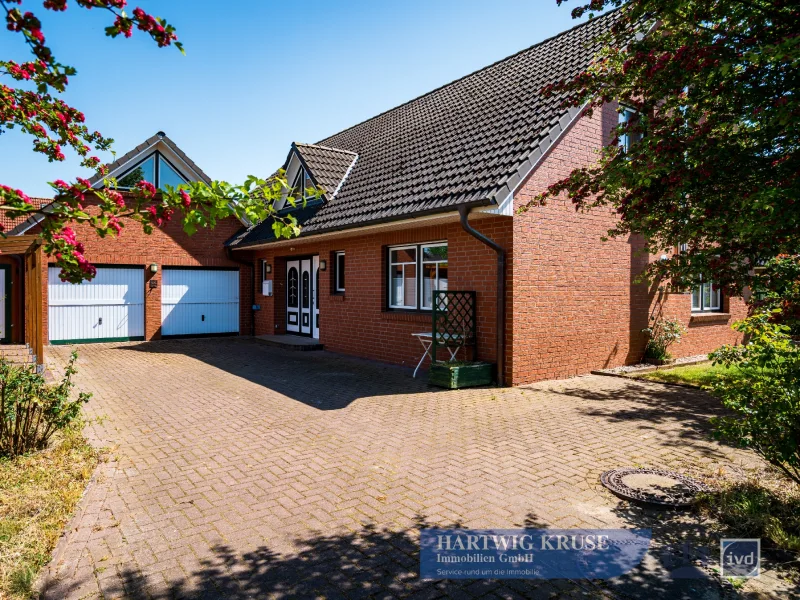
[388,242,448,310]
[421,244,448,309]
[618,106,642,153]
[334,251,345,293]
[692,276,722,312]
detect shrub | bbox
[710,311,800,485]
[0,352,90,457]
[642,315,686,360]
[750,254,800,336]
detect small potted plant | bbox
[642,316,687,365]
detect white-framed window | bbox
[388,242,448,310]
[692,276,722,312]
[116,152,187,190]
[618,106,642,153]
[334,251,345,293]
[421,243,449,309]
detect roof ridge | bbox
[316,10,616,146]
[295,142,358,156]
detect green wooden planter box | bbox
[428,361,494,389]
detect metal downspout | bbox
[458,205,506,386]
[226,247,256,337]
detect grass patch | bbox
[697,468,800,580]
[0,421,98,599]
[635,362,742,388]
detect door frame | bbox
[285,254,319,338]
[0,264,10,343]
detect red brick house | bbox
[226,13,746,385]
[3,13,745,384]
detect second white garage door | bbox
[161,269,239,336]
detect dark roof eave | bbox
[231,198,494,250]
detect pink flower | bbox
[108,217,122,235]
[106,189,125,208]
[179,190,191,207]
[136,180,157,198]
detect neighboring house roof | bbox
[87,131,213,187]
[0,197,50,232]
[233,11,617,248]
[10,132,229,235]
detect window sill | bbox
[381,311,432,323]
[690,312,730,323]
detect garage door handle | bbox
[98,317,102,325]
[202,315,205,321]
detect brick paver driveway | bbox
[39,339,792,599]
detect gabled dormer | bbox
[88,131,212,190]
[276,143,358,211]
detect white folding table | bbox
[411,332,464,377]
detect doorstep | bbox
[254,334,324,351]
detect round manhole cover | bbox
[600,468,710,507]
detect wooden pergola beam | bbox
[0,235,42,255]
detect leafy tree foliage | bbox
[1,0,301,283]
[750,255,800,335]
[523,0,799,295]
[710,312,800,486]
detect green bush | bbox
[750,255,800,336]
[0,352,90,457]
[642,315,686,360]
[710,311,800,485]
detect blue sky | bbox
[2,0,588,197]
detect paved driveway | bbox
[39,339,790,599]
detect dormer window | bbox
[116,153,187,190]
[289,167,314,201]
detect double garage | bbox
[47,266,240,344]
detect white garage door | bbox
[48,266,145,344]
[161,269,239,336]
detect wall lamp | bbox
[149,263,158,273]
[320,259,327,271]
[264,263,272,274]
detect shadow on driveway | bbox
[115,337,442,410]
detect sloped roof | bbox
[0,197,50,232]
[87,131,213,187]
[233,11,617,247]
[293,143,357,200]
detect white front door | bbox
[161,269,239,336]
[48,266,145,344]
[286,260,301,333]
[299,258,312,336]
[286,257,317,337]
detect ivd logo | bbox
[720,539,760,578]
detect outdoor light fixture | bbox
[265,263,272,274]
[149,263,158,273]
[320,260,327,271]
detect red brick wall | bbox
[510,103,746,385]
[239,217,513,373]
[35,211,250,345]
